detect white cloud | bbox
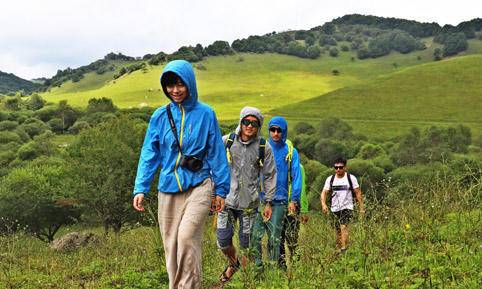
[0,0,480,79]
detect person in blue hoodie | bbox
[132,60,230,289]
[251,116,302,269]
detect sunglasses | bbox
[269,127,282,133]
[241,119,260,128]
[334,166,345,170]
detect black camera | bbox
[180,155,203,172]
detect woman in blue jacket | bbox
[132,60,230,289]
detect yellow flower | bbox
[405,224,411,230]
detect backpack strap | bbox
[166,104,182,154]
[346,173,356,201]
[285,139,294,201]
[329,174,336,193]
[225,132,236,163]
[258,138,266,167]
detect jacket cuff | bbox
[215,188,227,198]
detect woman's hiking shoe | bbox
[219,258,241,283]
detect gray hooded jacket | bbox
[223,107,277,210]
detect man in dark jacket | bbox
[251,116,302,269]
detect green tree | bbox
[294,122,315,135]
[15,131,57,161]
[67,117,145,234]
[0,120,19,131]
[329,47,339,57]
[4,96,21,111]
[306,45,321,59]
[68,120,91,134]
[26,94,46,111]
[19,118,50,138]
[347,159,385,201]
[87,97,118,114]
[357,45,370,59]
[0,157,81,242]
[321,23,336,35]
[318,117,354,140]
[57,100,79,131]
[206,41,234,56]
[357,143,386,159]
[442,32,468,56]
[292,133,317,159]
[433,48,443,60]
[314,139,350,166]
[48,118,64,134]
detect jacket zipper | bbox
[173,104,185,192]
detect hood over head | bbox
[268,116,288,143]
[235,106,264,138]
[160,60,198,110]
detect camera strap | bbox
[166,104,183,154]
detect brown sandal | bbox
[219,258,240,283]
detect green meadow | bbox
[1,176,480,288]
[41,39,482,138]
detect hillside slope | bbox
[273,54,482,135]
[0,71,40,94]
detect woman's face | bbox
[166,79,188,103]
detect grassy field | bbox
[1,176,480,288]
[41,39,482,139]
[274,54,482,138]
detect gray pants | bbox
[158,178,213,289]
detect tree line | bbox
[0,95,480,243]
[31,15,481,92]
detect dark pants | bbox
[251,203,286,267]
[279,206,300,268]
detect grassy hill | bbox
[41,39,482,138]
[0,71,40,94]
[274,54,482,137]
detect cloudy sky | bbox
[1,0,480,79]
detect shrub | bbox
[19,118,50,138]
[0,131,22,144]
[48,118,64,134]
[0,157,81,242]
[87,97,117,114]
[347,158,385,201]
[292,133,317,159]
[68,121,91,134]
[294,122,315,135]
[329,47,339,57]
[306,45,321,59]
[357,143,386,159]
[0,120,19,131]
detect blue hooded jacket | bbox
[265,116,302,203]
[133,60,230,197]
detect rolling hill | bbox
[273,54,482,137]
[40,38,482,138]
[0,71,40,94]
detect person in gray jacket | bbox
[217,106,277,283]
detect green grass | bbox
[41,39,482,138]
[274,54,482,138]
[1,176,480,288]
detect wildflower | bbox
[405,224,411,230]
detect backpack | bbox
[286,140,308,212]
[329,173,355,201]
[225,132,266,167]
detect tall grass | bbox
[1,173,480,288]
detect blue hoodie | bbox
[133,60,230,197]
[266,116,302,203]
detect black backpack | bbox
[329,173,355,200]
[225,132,266,167]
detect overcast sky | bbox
[1,0,480,79]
